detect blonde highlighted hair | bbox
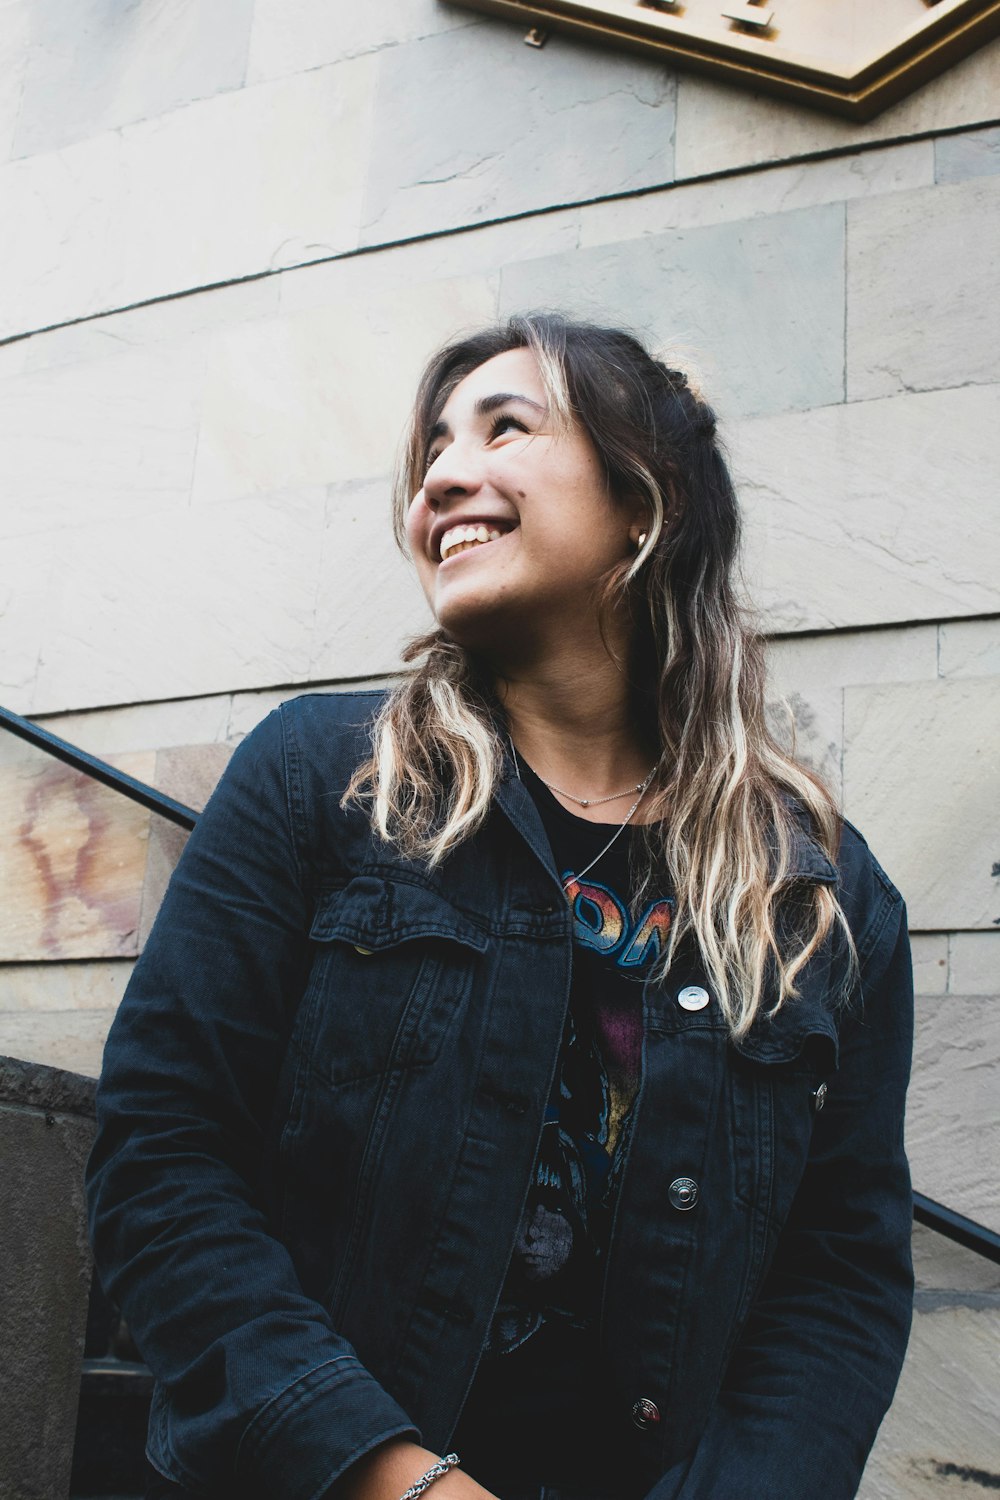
[346,314,853,1039]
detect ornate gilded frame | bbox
[443,0,1000,120]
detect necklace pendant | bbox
[580,798,590,807]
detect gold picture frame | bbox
[443,0,1000,120]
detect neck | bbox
[493,640,656,814]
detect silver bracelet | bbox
[399,1452,460,1500]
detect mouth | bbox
[438,522,513,562]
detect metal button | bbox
[631,1397,661,1430]
[812,1082,828,1112]
[677,984,710,1011]
[668,1176,699,1211]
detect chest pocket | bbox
[298,875,488,1089]
[727,957,841,1225]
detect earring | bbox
[636,531,648,550]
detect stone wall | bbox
[0,1,997,1491]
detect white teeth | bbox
[440,524,506,560]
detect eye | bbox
[488,412,529,442]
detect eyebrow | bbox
[425,391,546,448]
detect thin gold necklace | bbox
[509,739,657,887]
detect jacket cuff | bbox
[237,1355,421,1500]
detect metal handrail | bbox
[3,704,999,1264]
[0,704,196,829]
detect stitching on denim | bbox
[237,1354,359,1467]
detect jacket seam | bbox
[236,1354,360,1468]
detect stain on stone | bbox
[991,861,1000,878]
[931,1462,1000,1489]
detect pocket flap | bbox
[309,875,489,954]
[732,991,839,1069]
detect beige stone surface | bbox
[911,935,949,998]
[579,138,935,249]
[908,996,999,1232]
[16,489,326,715]
[860,1303,1000,1498]
[938,617,1000,680]
[247,0,476,83]
[675,34,1000,180]
[0,343,202,539]
[765,625,937,797]
[843,678,1000,931]
[310,480,433,683]
[46,695,235,759]
[0,0,29,164]
[0,752,153,961]
[0,960,133,1014]
[0,1006,115,1077]
[12,0,255,158]
[191,275,496,503]
[847,176,1000,401]
[0,58,375,340]
[139,743,234,944]
[737,386,1000,634]
[949,933,1000,996]
[912,1223,1000,1296]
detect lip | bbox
[429,513,517,563]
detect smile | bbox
[439,524,506,561]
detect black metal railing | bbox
[2,703,998,1266]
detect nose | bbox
[422,439,483,511]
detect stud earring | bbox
[636,531,648,550]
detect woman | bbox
[86,314,914,1500]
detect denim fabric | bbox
[88,692,914,1500]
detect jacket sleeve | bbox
[649,856,915,1500]
[85,707,419,1500]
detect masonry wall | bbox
[0,2,997,1492]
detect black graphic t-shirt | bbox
[452,767,673,1490]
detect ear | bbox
[627,505,651,551]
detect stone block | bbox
[860,1303,1000,1498]
[0,0,29,163]
[0,1007,116,1078]
[0,960,133,1013]
[17,489,325,715]
[501,202,845,422]
[139,743,235,945]
[0,1057,95,1500]
[12,0,255,159]
[309,479,434,683]
[674,34,1000,181]
[936,124,1000,184]
[45,695,235,759]
[191,274,496,503]
[908,995,999,1231]
[738,386,1000,633]
[0,750,153,961]
[0,344,201,539]
[360,24,675,245]
[847,177,1000,401]
[227,682,366,739]
[843,678,1000,931]
[0,59,375,340]
[949,933,1000,996]
[578,139,935,250]
[911,1222,1000,1297]
[765,625,937,797]
[911,934,948,998]
[938,617,1000,680]
[247,0,477,84]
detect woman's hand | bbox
[338,1440,499,1500]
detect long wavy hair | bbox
[345,313,853,1038]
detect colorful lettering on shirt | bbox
[563,875,674,968]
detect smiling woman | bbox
[86,314,914,1500]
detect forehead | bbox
[437,347,544,424]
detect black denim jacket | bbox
[86,691,914,1500]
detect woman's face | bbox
[406,347,641,655]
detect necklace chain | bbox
[508,739,657,889]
